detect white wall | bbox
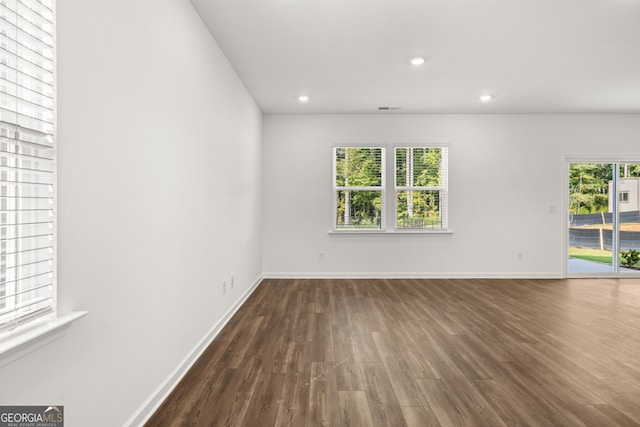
[0,1,262,426]
[262,114,640,277]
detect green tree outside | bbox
[569,163,640,214]
[335,147,383,228]
[396,147,443,228]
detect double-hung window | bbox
[333,147,385,229]
[333,145,448,231]
[395,147,448,230]
[0,0,56,332]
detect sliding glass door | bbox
[568,162,640,275]
[616,163,640,274]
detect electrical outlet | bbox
[517,252,524,261]
[319,252,325,261]
[230,275,234,288]
[222,280,226,294]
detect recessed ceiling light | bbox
[298,95,309,103]
[480,94,492,102]
[409,57,425,66]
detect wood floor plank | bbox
[219,315,265,369]
[146,278,640,427]
[586,379,640,424]
[349,314,382,363]
[400,405,441,427]
[338,391,375,427]
[309,362,340,427]
[471,379,541,427]
[273,369,310,427]
[208,377,260,426]
[360,362,407,427]
[417,377,508,427]
[310,312,335,362]
[194,358,261,426]
[371,331,428,407]
[593,402,640,426]
[240,370,286,427]
[415,378,469,426]
[273,342,311,427]
[572,403,640,427]
[333,326,365,391]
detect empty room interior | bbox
[1,0,640,426]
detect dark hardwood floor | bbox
[146,278,640,426]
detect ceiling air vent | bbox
[378,106,402,111]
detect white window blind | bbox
[333,147,385,230]
[0,0,55,332]
[395,147,448,230]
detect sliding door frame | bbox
[564,156,640,278]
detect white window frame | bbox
[332,146,386,231]
[0,0,57,334]
[394,146,449,231]
[0,0,85,364]
[331,144,450,234]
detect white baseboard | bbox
[124,275,263,427]
[262,272,564,279]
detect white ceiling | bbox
[191,0,640,114]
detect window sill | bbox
[0,311,88,368]
[329,229,454,235]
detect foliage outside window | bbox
[569,163,640,214]
[333,147,384,229]
[333,146,449,231]
[395,147,448,230]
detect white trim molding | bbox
[125,275,263,427]
[0,311,88,368]
[262,272,563,279]
[329,229,454,235]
